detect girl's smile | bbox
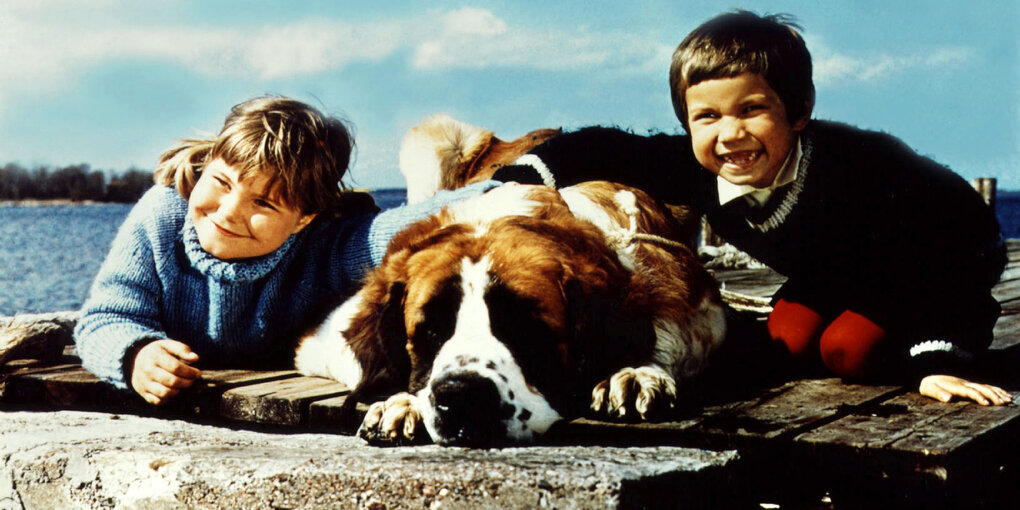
[685,72,808,188]
[212,221,243,238]
[188,159,315,260]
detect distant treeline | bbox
[0,163,153,203]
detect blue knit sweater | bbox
[75,182,499,389]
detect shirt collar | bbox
[717,137,802,207]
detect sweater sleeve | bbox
[74,190,174,390]
[337,180,503,276]
[490,127,698,205]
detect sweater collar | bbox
[717,137,802,207]
[182,215,299,282]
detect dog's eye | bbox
[414,279,461,347]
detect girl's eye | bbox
[692,112,718,121]
[213,176,230,189]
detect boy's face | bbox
[685,72,809,189]
[189,159,316,260]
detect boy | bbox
[493,11,1010,405]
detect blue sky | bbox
[1,0,1016,189]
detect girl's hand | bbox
[130,339,201,405]
[919,375,1012,406]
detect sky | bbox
[1,0,1017,190]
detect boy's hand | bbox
[130,339,201,405]
[919,375,1012,406]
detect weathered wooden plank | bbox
[999,265,1020,283]
[996,299,1020,318]
[193,369,300,391]
[1007,240,1020,263]
[992,278,1020,305]
[791,390,1020,498]
[991,313,1020,349]
[3,362,93,379]
[689,378,902,444]
[0,365,106,406]
[714,279,784,299]
[887,391,1020,455]
[175,369,303,416]
[218,376,349,426]
[0,358,45,371]
[307,394,370,434]
[0,364,304,410]
[711,266,786,300]
[796,392,969,450]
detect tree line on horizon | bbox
[0,163,153,203]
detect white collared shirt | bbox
[717,137,803,208]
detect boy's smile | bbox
[685,72,809,189]
[188,159,315,260]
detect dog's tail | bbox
[399,114,495,204]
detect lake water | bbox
[2,189,1018,316]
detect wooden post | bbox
[972,177,996,212]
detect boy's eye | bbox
[742,104,767,114]
[254,198,278,211]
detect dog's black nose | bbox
[430,372,512,447]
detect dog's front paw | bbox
[357,392,431,445]
[590,366,677,420]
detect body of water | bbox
[1,189,1018,316]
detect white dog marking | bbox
[416,257,562,442]
[294,292,365,389]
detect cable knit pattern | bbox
[74,181,500,389]
[182,215,299,282]
[745,137,811,233]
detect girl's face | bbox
[188,159,315,260]
[685,72,809,188]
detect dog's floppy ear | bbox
[378,281,410,381]
[346,280,410,403]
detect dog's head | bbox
[349,185,655,445]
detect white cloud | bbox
[809,35,975,86]
[411,9,667,74]
[440,7,509,36]
[0,17,407,87]
[0,5,668,96]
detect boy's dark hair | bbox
[669,10,815,131]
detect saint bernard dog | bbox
[294,117,726,447]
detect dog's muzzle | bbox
[429,372,514,446]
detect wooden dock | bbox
[2,241,1019,508]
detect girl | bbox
[74,96,497,405]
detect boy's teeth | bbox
[722,152,758,165]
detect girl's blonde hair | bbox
[154,96,355,215]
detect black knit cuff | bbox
[491,164,546,185]
[490,154,558,188]
[905,339,975,385]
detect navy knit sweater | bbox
[493,120,1006,379]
